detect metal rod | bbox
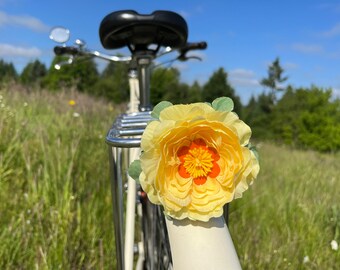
[137,57,153,111]
[108,146,125,270]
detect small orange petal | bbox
[208,162,220,178]
[178,164,190,178]
[208,147,220,161]
[177,146,189,161]
[194,177,207,185]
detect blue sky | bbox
[1,0,340,104]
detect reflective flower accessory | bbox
[129,97,259,222]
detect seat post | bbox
[136,55,153,112]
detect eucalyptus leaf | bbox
[128,160,142,183]
[212,97,234,112]
[250,146,260,161]
[151,101,173,119]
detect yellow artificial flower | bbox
[139,101,259,221]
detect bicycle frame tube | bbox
[128,69,139,113]
[124,72,140,270]
[108,146,125,270]
[124,148,140,270]
[107,72,154,270]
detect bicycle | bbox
[50,10,242,270]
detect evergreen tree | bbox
[20,59,47,86]
[0,59,17,83]
[187,81,202,103]
[261,57,288,102]
[271,85,340,151]
[164,82,191,104]
[94,61,129,103]
[150,67,183,105]
[244,93,274,139]
[202,67,242,115]
[42,56,98,93]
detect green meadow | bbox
[1,86,339,269]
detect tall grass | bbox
[1,85,339,269]
[230,143,340,269]
[0,85,123,269]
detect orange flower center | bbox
[177,139,220,185]
[183,147,214,178]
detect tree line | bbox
[1,57,339,152]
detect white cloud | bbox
[332,88,340,99]
[0,0,13,6]
[0,11,49,32]
[316,3,340,14]
[179,10,190,19]
[0,43,41,57]
[284,62,299,70]
[173,62,189,72]
[229,68,260,88]
[292,43,324,54]
[321,23,340,37]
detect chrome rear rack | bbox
[106,111,154,148]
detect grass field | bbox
[1,85,339,269]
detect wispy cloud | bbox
[0,0,14,6]
[229,69,260,88]
[179,10,190,19]
[291,43,324,54]
[179,5,204,19]
[0,43,42,57]
[284,62,299,70]
[0,11,49,32]
[316,3,340,14]
[320,23,340,38]
[332,88,340,99]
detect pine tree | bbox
[202,67,242,115]
[20,59,47,86]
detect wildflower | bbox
[23,102,28,107]
[68,99,76,106]
[331,240,338,251]
[138,98,259,221]
[303,256,310,264]
[73,112,80,118]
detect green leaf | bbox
[128,160,142,183]
[249,145,260,161]
[151,101,173,119]
[212,97,234,112]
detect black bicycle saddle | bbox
[99,10,188,50]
